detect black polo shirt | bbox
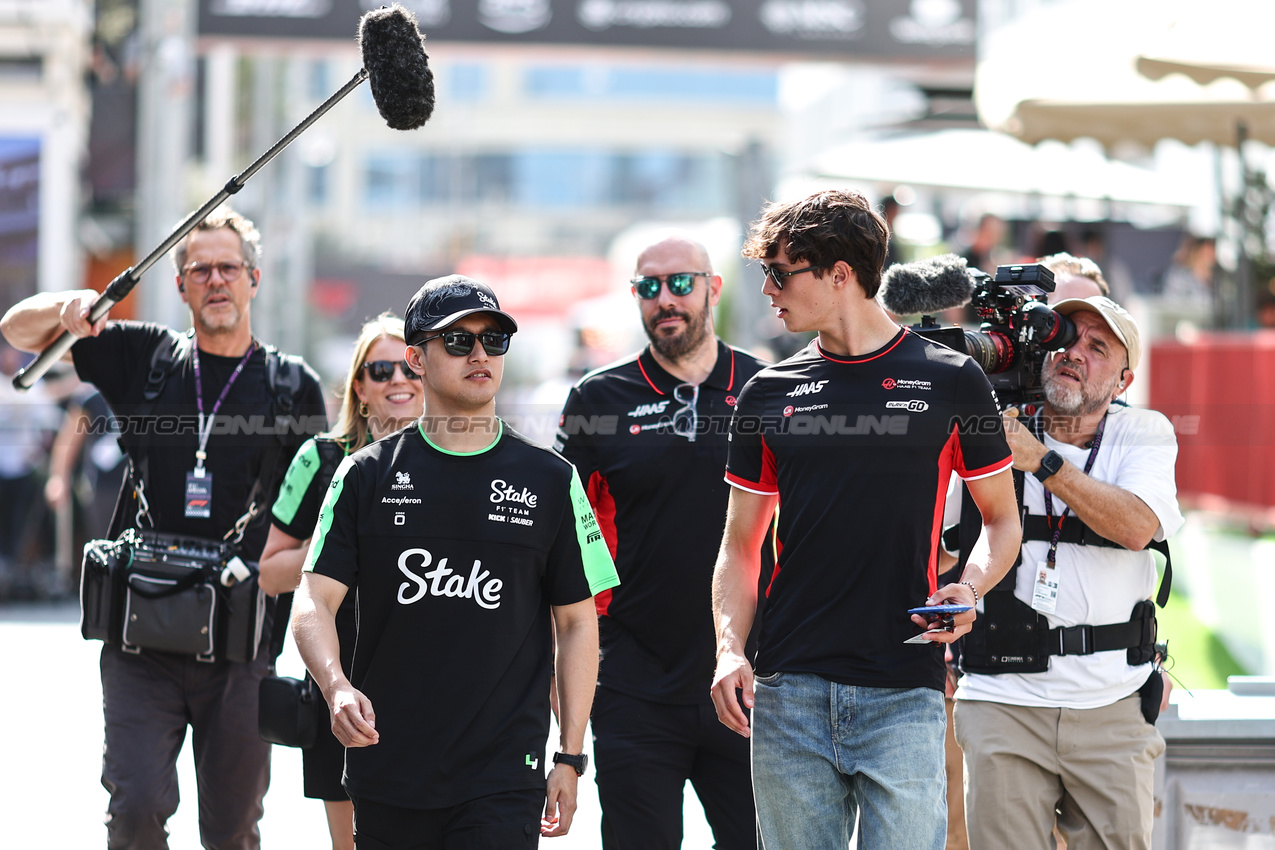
[555,339,767,703]
[305,421,619,809]
[726,330,1011,691]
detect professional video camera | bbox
[880,255,1079,408]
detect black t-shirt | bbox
[305,421,619,809]
[726,330,1011,691]
[555,340,767,703]
[72,321,328,560]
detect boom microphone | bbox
[14,4,435,391]
[360,4,436,131]
[880,254,977,316]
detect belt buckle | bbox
[1057,624,1093,656]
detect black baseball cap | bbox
[404,275,518,345]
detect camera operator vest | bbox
[949,416,1171,675]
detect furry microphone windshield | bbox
[880,254,977,316]
[359,4,436,131]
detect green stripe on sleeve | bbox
[272,438,321,525]
[568,467,620,595]
[304,455,356,573]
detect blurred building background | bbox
[5,0,1275,680]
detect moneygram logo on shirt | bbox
[396,548,502,610]
[392,470,413,490]
[786,380,828,398]
[882,377,933,391]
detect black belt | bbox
[1050,620,1143,656]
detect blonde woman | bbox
[260,313,422,850]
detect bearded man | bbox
[554,235,767,850]
[954,295,1184,850]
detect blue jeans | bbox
[751,672,946,850]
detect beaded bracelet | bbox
[959,580,980,605]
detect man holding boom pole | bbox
[2,206,328,849]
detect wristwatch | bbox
[552,752,588,776]
[1034,450,1064,483]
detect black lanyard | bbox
[1032,412,1106,566]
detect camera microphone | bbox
[880,254,977,316]
[359,4,436,131]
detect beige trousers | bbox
[954,696,1164,850]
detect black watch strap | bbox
[1034,450,1064,483]
[552,752,588,776]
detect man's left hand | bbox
[909,582,979,643]
[541,763,578,837]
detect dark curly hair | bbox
[742,190,890,298]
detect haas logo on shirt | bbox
[627,401,670,417]
[397,548,503,610]
[786,380,828,398]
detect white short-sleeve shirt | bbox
[957,403,1185,709]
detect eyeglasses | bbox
[672,382,699,442]
[420,330,512,357]
[182,261,248,285]
[362,360,420,382]
[760,263,826,290]
[631,272,710,300]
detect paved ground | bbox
[0,600,719,848]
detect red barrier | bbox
[1149,331,1275,513]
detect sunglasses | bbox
[760,263,826,290]
[672,382,699,442]
[631,272,709,300]
[182,261,248,285]
[420,330,512,357]
[362,360,420,382]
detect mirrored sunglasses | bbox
[420,330,512,357]
[631,272,708,300]
[362,360,420,382]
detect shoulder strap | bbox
[109,330,193,537]
[237,345,313,540]
[264,346,303,417]
[1021,514,1172,606]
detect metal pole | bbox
[14,67,370,390]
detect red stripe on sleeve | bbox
[766,516,783,598]
[759,435,778,491]
[587,471,619,616]
[929,430,961,596]
[959,456,1014,480]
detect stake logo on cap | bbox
[405,274,518,345]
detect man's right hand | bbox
[60,290,109,339]
[328,684,379,748]
[710,651,754,738]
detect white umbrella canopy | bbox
[1135,0,1275,91]
[809,128,1199,207]
[977,0,1275,147]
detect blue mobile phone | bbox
[907,604,972,616]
